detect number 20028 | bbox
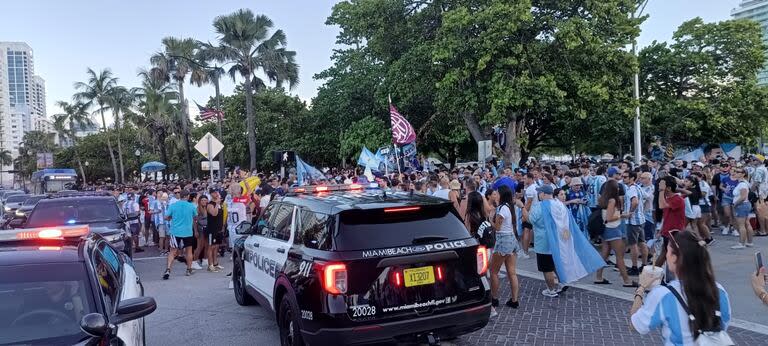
[351,305,376,317]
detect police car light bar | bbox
[0,225,90,242]
[289,184,376,194]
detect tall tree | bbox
[53,101,93,182]
[131,69,179,179]
[213,9,299,170]
[106,86,134,183]
[150,37,198,179]
[74,68,119,182]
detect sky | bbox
[0,0,746,123]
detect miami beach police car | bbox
[0,225,156,345]
[232,184,491,346]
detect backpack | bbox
[475,219,496,248]
[587,208,605,239]
[664,284,734,346]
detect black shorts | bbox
[170,235,195,249]
[522,222,533,230]
[207,232,224,245]
[536,253,555,273]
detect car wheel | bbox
[278,297,305,346]
[233,258,256,306]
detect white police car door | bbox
[93,243,143,346]
[244,203,279,301]
[256,203,296,308]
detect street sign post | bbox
[478,140,492,162]
[201,161,220,171]
[195,133,224,184]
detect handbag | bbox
[663,284,734,346]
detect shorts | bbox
[627,224,646,245]
[493,233,520,256]
[522,221,533,230]
[157,224,168,237]
[735,202,752,218]
[169,234,195,249]
[536,253,555,273]
[208,232,224,245]
[128,223,140,236]
[643,221,655,241]
[602,226,623,242]
[700,204,711,214]
[688,205,702,219]
[721,197,733,206]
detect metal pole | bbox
[633,40,642,166]
[394,145,402,176]
[207,134,214,185]
[214,74,225,180]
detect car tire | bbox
[278,297,305,346]
[233,258,256,306]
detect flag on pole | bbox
[194,101,224,121]
[388,97,416,145]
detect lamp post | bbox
[84,161,89,185]
[632,0,650,166]
[134,149,141,182]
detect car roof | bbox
[279,190,451,215]
[37,195,117,204]
[0,243,85,266]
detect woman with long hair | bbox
[193,195,209,268]
[594,180,637,287]
[730,167,753,249]
[682,175,704,239]
[631,231,732,344]
[692,172,714,245]
[488,185,521,315]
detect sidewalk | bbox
[456,276,766,345]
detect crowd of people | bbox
[84,152,768,345]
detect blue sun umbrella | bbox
[141,161,166,173]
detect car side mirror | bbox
[235,221,253,235]
[80,313,109,337]
[110,297,156,325]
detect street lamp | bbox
[632,0,651,166]
[134,150,141,182]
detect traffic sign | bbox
[201,161,220,171]
[194,132,224,159]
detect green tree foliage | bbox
[640,17,768,147]
[339,116,390,161]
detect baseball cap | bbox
[536,185,554,195]
[607,167,619,177]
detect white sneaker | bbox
[721,227,729,235]
[541,289,559,298]
[202,259,209,267]
[731,229,740,237]
[520,252,531,260]
[490,307,498,318]
[746,243,754,248]
[731,243,746,249]
[191,262,203,270]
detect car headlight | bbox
[14,210,24,217]
[3,206,10,212]
[102,233,124,243]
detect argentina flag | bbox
[541,200,605,283]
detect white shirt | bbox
[524,184,539,205]
[432,188,450,200]
[496,204,514,234]
[699,181,711,206]
[732,181,750,202]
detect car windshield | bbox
[26,200,122,227]
[6,195,31,203]
[0,263,95,345]
[22,196,45,206]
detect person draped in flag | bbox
[521,185,605,297]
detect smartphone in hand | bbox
[756,251,764,277]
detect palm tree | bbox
[193,41,228,179]
[150,37,198,179]
[106,86,135,183]
[74,68,119,183]
[53,101,93,183]
[213,9,299,170]
[131,69,179,180]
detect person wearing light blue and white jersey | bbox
[588,166,607,211]
[631,231,732,346]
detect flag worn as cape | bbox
[541,199,605,284]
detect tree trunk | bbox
[244,73,257,171]
[99,105,119,183]
[461,112,487,143]
[178,83,194,179]
[114,111,125,183]
[158,128,169,181]
[214,78,225,180]
[503,120,522,167]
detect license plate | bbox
[403,266,435,287]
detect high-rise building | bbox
[0,42,49,185]
[732,0,768,85]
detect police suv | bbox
[232,184,491,345]
[0,225,156,345]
